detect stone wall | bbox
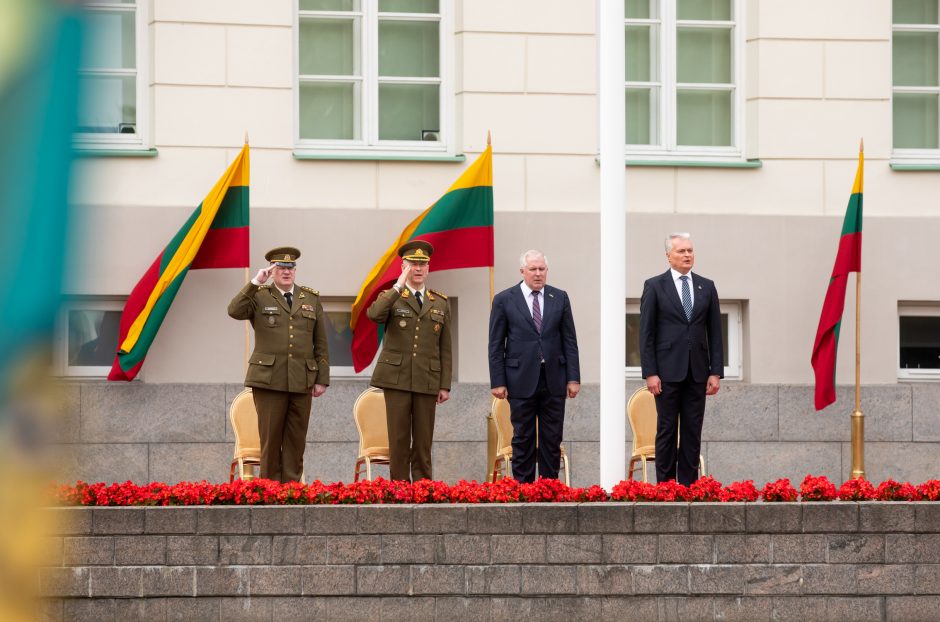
[52,381,940,486]
[39,502,940,621]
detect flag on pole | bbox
[350,144,494,372]
[108,145,250,381]
[811,147,863,410]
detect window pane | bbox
[894,92,939,148]
[893,31,939,86]
[677,27,731,83]
[626,87,658,144]
[378,83,439,140]
[324,311,355,367]
[678,0,732,20]
[626,25,658,81]
[379,20,439,77]
[299,18,357,75]
[82,10,135,70]
[69,310,121,367]
[299,82,358,139]
[894,0,939,24]
[625,0,658,19]
[380,0,438,12]
[677,89,732,146]
[300,0,358,10]
[899,316,940,369]
[78,75,136,133]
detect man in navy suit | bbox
[640,232,723,486]
[488,250,581,483]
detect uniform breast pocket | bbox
[392,308,413,330]
[261,308,280,328]
[429,310,445,335]
[301,309,316,330]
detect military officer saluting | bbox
[228,246,330,483]
[368,240,452,482]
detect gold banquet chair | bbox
[626,386,705,482]
[229,388,261,482]
[353,387,391,481]
[490,397,570,486]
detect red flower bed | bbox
[48,474,940,506]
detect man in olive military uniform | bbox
[228,246,330,482]
[368,240,452,481]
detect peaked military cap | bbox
[398,240,434,263]
[265,246,301,267]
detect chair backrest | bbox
[491,397,514,453]
[626,386,657,456]
[353,388,389,454]
[229,388,261,457]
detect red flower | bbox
[837,478,876,501]
[918,480,940,501]
[724,480,760,502]
[800,475,837,501]
[761,478,798,502]
[875,479,920,501]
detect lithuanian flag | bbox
[108,145,250,381]
[350,144,494,371]
[811,145,863,410]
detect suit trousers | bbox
[383,388,437,482]
[653,363,706,486]
[252,388,312,483]
[508,364,566,483]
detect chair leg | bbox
[354,459,362,482]
[640,456,649,483]
[562,453,570,487]
[699,455,706,478]
[365,458,372,481]
[229,461,236,483]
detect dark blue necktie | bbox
[680,276,692,320]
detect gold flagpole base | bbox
[850,409,865,479]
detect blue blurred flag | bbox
[0,6,81,402]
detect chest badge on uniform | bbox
[434,323,441,332]
[301,304,313,311]
[268,316,276,326]
[399,319,408,328]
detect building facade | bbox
[59,0,940,487]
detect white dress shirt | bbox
[670,268,694,308]
[519,281,546,319]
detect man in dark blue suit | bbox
[640,233,723,485]
[488,250,581,483]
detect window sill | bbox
[74,147,158,158]
[293,151,466,162]
[623,158,762,169]
[890,162,940,171]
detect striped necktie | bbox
[680,276,692,320]
[532,290,542,333]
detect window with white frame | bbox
[55,299,125,377]
[898,305,940,380]
[626,300,742,379]
[295,0,451,155]
[76,0,148,149]
[625,0,743,159]
[322,299,376,377]
[892,0,940,159]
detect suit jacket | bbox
[488,283,580,399]
[228,282,330,392]
[367,286,453,395]
[639,270,723,383]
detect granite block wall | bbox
[38,502,940,621]
[52,381,940,486]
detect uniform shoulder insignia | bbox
[429,288,448,300]
[259,284,269,289]
[300,285,319,295]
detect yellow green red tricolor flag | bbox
[811,146,863,410]
[108,144,250,381]
[350,144,494,371]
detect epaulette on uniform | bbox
[300,285,319,295]
[259,284,270,289]
[429,288,448,300]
